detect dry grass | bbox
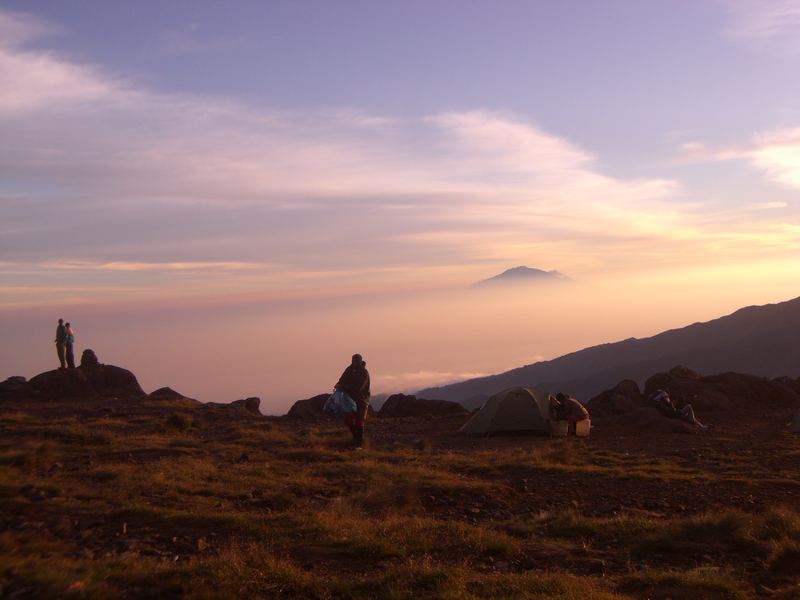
[2,398,799,598]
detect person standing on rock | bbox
[55,318,67,369]
[334,354,371,447]
[65,322,76,369]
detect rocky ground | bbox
[1,363,799,599]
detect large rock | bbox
[588,380,644,418]
[0,376,35,400]
[204,397,261,415]
[287,393,329,420]
[616,406,697,434]
[230,397,261,415]
[286,393,376,420]
[644,366,800,411]
[774,376,800,396]
[149,387,186,400]
[79,364,145,399]
[28,350,145,400]
[80,348,99,367]
[378,393,469,418]
[28,368,98,400]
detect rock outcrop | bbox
[287,393,329,420]
[616,406,697,434]
[22,349,145,401]
[149,387,186,400]
[286,393,377,420]
[588,380,645,418]
[378,393,468,418]
[644,366,800,411]
[0,376,34,400]
[230,397,261,415]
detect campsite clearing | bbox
[1,395,798,599]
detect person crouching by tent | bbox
[334,354,371,447]
[650,389,708,430]
[556,392,590,435]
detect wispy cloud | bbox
[722,0,800,55]
[34,260,266,272]
[375,370,490,392]
[680,127,800,191]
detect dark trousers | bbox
[344,399,370,445]
[56,342,66,368]
[66,344,75,368]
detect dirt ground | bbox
[1,394,799,599]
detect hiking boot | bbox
[353,426,364,447]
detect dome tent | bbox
[460,386,551,435]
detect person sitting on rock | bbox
[650,389,707,430]
[334,354,371,447]
[555,392,590,434]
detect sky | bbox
[2,1,800,412]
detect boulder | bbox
[28,355,145,400]
[0,376,35,400]
[79,363,146,399]
[704,372,799,409]
[774,376,800,396]
[286,393,376,420]
[588,380,644,418]
[203,397,261,415]
[80,348,99,367]
[287,393,329,420]
[149,387,186,400]
[644,366,800,412]
[378,393,469,418]
[616,406,696,434]
[28,368,97,400]
[230,397,261,415]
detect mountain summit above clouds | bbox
[471,266,570,288]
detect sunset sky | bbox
[2,1,800,412]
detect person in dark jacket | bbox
[55,318,67,369]
[555,392,590,434]
[335,353,371,447]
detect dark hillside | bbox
[420,296,800,403]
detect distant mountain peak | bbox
[472,266,569,288]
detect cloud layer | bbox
[1,7,799,311]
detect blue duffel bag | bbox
[323,389,357,416]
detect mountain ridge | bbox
[417,296,800,406]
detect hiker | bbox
[334,354,371,447]
[55,318,67,369]
[65,322,76,369]
[650,389,708,430]
[556,392,590,434]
